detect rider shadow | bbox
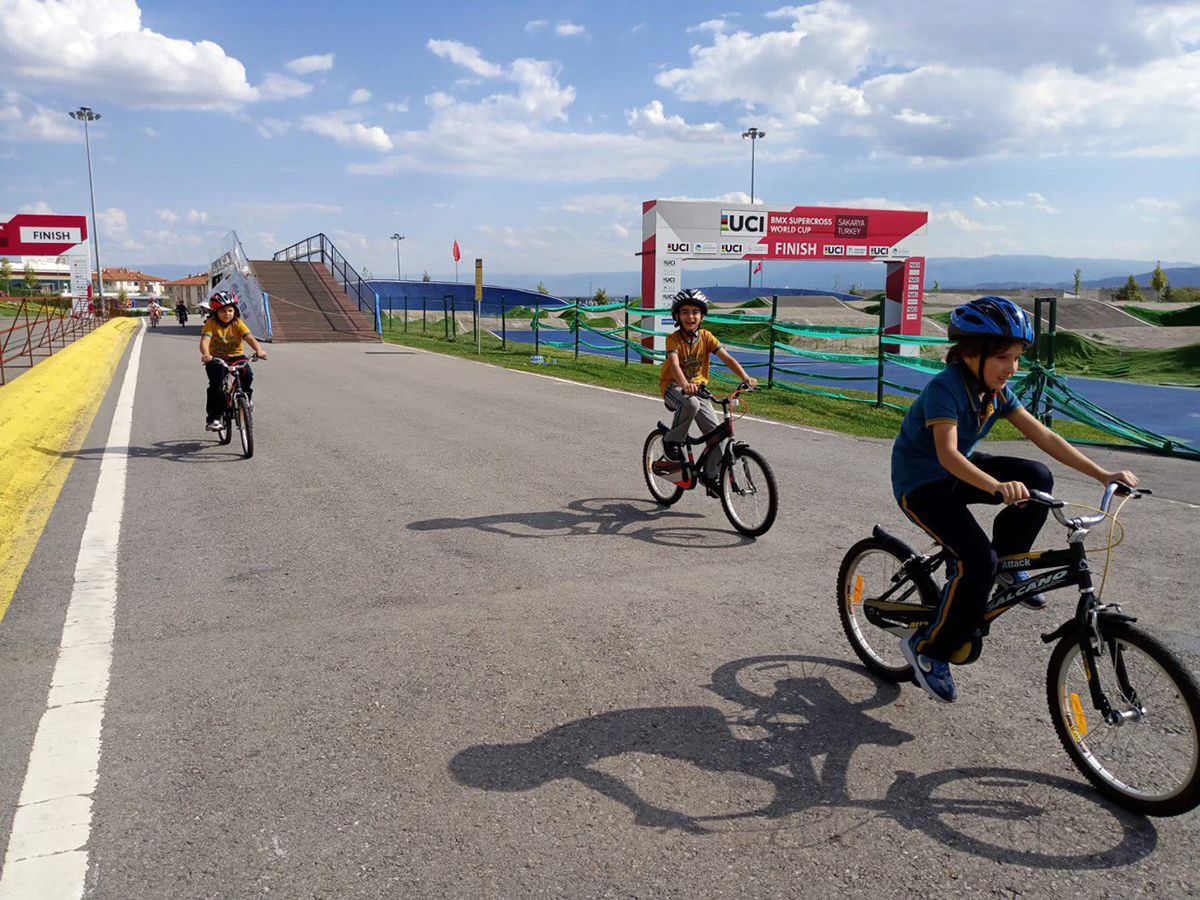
[408,497,755,548]
[36,439,239,464]
[449,654,1157,869]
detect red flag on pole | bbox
[753,261,763,274]
[452,240,461,262]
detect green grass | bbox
[1120,304,1200,326]
[1046,332,1200,384]
[380,323,1122,444]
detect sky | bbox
[1,0,1198,287]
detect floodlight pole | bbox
[70,106,105,302]
[391,233,405,280]
[742,127,765,288]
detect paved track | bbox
[2,328,1200,899]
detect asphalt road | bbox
[3,326,1200,899]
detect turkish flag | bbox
[452,240,461,262]
[753,261,763,274]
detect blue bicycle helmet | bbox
[948,296,1034,344]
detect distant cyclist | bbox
[199,291,267,431]
[175,298,189,326]
[147,299,162,326]
[891,296,1136,703]
[651,288,757,483]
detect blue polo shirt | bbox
[891,364,1022,500]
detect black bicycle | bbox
[837,482,1200,816]
[176,306,189,327]
[642,382,778,537]
[211,357,256,458]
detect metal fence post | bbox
[423,299,427,333]
[444,296,450,339]
[767,294,778,389]
[501,295,507,349]
[876,298,886,407]
[574,303,580,360]
[535,296,540,356]
[624,296,629,367]
[403,295,408,332]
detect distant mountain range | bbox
[133,255,1199,297]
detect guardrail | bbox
[1,297,115,385]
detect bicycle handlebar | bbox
[695,381,754,404]
[1013,481,1150,531]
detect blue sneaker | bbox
[995,571,1048,609]
[899,635,957,703]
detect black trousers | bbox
[205,357,252,420]
[898,452,1053,661]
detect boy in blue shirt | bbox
[892,297,1136,703]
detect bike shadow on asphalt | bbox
[407,497,756,548]
[449,653,1157,869]
[36,438,244,463]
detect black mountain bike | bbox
[837,482,1200,816]
[211,357,256,458]
[642,382,778,537]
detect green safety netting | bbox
[484,300,1199,461]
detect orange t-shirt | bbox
[201,317,252,359]
[659,329,721,396]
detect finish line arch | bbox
[639,200,928,355]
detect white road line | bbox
[0,325,145,900]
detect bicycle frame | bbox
[655,386,744,491]
[866,483,1147,724]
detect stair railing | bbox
[272,234,381,335]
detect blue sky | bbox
[2,0,1198,285]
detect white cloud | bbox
[687,19,728,34]
[627,100,724,141]
[23,106,83,142]
[655,0,1200,161]
[555,22,587,37]
[259,72,313,100]
[301,113,393,152]
[186,209,208,224]
[98,207,128,238]
[156,209,179,222]
[0,0,257,109]
[349,88,371,105]
[139,126,159,138]
[256,118,292,139]
[384,100,409,114]
[427,40,504,78]
[286,53,334,75]
[19,201,55,214]
[348,44,745,181]
[525,19,549,34]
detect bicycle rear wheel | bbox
[237,396,254,458]
[837,538,936,681]
[1047,622,1200,816]
[718,446,777,536]
[642,431,683,505]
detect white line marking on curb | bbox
[0,324,145,900]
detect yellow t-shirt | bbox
[659,328,722,396]
[201,317,252,359]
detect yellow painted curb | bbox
[0,318,139,622]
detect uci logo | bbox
[666,242,691,253]
[721,211,766,236]
[720,243,744,254]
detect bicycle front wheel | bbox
[837,538,936,681]
[642,431,683,506]
[1048,622,1200,816]
[718,446,777,537]
[237,397,254,458]
[217,411,233,445]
